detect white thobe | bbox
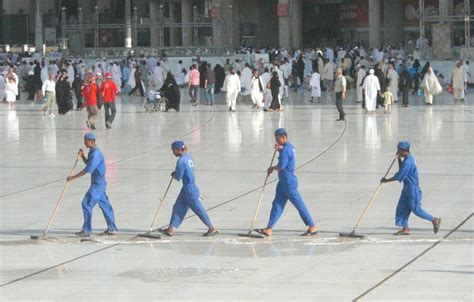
[356,69,366,102]
[363,74,381,112]
[67,65,74,85]
[250,76,264,107]
[240,67,252,96]
[386,69,399,101]
[112,64,122,92]
[309,72,321,98]
[261,72,272,109]
[223,73,241,110]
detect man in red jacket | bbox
[101,72,118,129]
[82,74,99,130]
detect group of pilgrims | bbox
[0,40,470,117]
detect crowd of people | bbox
[0,42,471,125]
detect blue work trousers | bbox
[267,180,315,228]
[170,185,213,229]
[395,188,433,227]
[81,186,117,234]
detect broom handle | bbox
[44,156,80,235]
[249,149,278,230]
[148,176,174,232]
[352,154,398,231]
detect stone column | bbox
[150,0,160,47]
[368,0,381,49]
[34,0,43,52]
[211,0,224,48]
[170,2,180,46]
[383,0,403,45]
[278,0,291,49]
[439,0,454,43]
[125,0,132,48]
[291,0,302,49]
[181,0,193,46]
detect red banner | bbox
[277,4,288,17]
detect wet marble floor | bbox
[0,87,473,301]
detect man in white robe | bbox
[223,67,241,112]
[452,61,466,102]
[240,64,253,99]
[111,63,122,92]
[308,71,321,103]
[261,68,272,110]
[362,69,381,112]
[356,65,366,103]
[386,64,399,102]
[66,63,75,85]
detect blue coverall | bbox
[169,154,213,228]
[267,142,315,228]
[393,154,433,227]
[81,147,117,234]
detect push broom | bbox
[238,149,277,239]
[31,156,80,240]
[138,176,174,239]
[339,154,397,239]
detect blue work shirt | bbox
[278,142,297,186]
[85,147,107,187]
[393,154,420,192]
[174,154,196,186]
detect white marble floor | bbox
[0,87,473,301]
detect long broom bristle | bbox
[238,232,265,239]
[339,232,367,239]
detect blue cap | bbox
[275,128,287,137]
[171,140,185,150]
[397,141,410,150]
[84,133,96,140]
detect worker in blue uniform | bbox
[159,141,218,237]
[67,133,118,237]
[255,128,318,237]
[381,141,441,235]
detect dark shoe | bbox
[86,121,91,129]
[192,102,198,107]
[253,228,271,237]
[229,106,232,112]
[99,230,116,236]
[91,124,96,130]
[432,217,441,234]
[106,121,112,129]
[158,228,173,237]
[75,231,90,237]
[202,230,219,237]
[393,229,410,236]
[336,118,345,121]
[301,230,318,237]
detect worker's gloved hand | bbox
[274,143,282,151]
[380,177,388,183]
[66,176,74,182]
[78,149,84,157]
[171,172,176,178]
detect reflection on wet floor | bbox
[0,89,473,300]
